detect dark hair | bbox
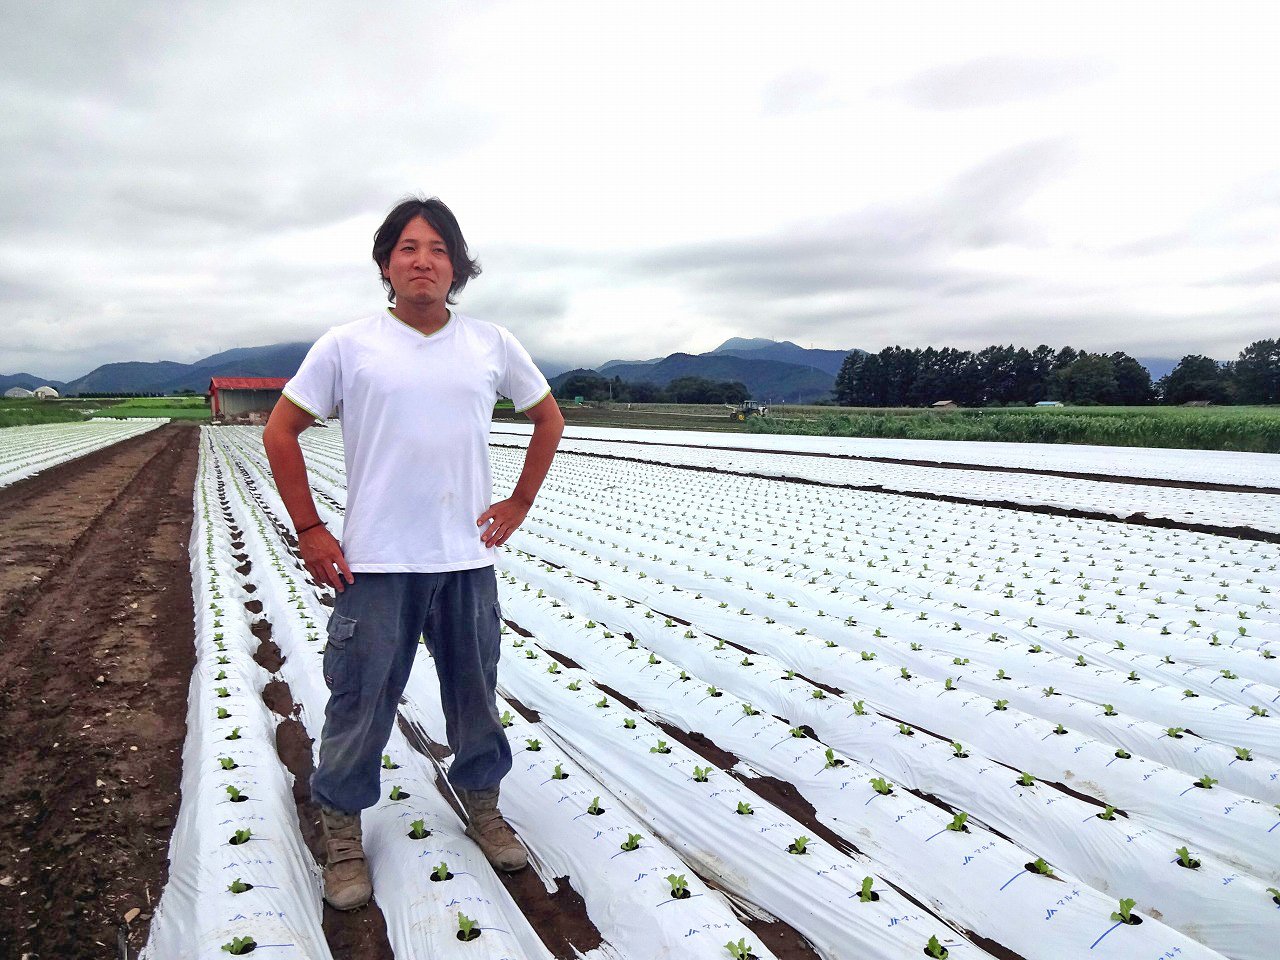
[372,196,481,304]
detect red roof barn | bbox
[208,377,290,420]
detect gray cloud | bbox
[888,55,1110,110]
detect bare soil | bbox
[0,422,200,959]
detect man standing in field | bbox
[263,196,564,910]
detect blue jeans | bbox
[309,565,513,814]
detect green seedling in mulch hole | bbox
[852,700,867,716]
[946,812,969,833]
[648,653,661,665]
[1235,747,1253,761]
[1268,887,1280,906]
[870,777,893,795]
[228,877,253,894]
[1182,689,1199,699]
[408,819,431,840]
[595,695,609,708]
[431,861,454,882]
[823,748,845,769]
[216,706,231,720]
[899,667,912,680]
[381,754,399,770]
[1102,704,1117,716]
[898,723,914,737]
[1194,774,1218,789]
[1017,772,1035,787]
[1042,686,1056,697]
[1127,670,1140,681]
[824,639,837,647]
[811,688,826,700]
[547,662,561,674]
[1175,846,1201,869]
[679,670,691,681]
[216,655,230,665]
[1110,898,1141,925]
[910,642,923,651]
[714,638,726,650]
[784,669,797,679]
[993,699,1009,711]
[588,796,604,815]
[1026,858,1054,876]
[500,710,514,728]
[620,833,642,852]
[1251,705,1269,717]
[225,726,242,741]
[787,835,810,855]
[950,742,969,758]
[389,785,409,801]
[1166,727,1185,739]
[1114,747,1131,759]
[526,739,542,752]
[924,934,949,958]
[226,785,247,803]
[215,686,230,698]
[456,912,480,941]
[524,650,537,660]
[650,740,672,754]
[693,765,712,782]
[739,656,753,667]
[215,670,228,681]
[725,937,757,960]
[858,876,879,902]
[1053,723,1068,736]
[623,717,637,729]
[789,726,807,739]
[666,873,691,899]
[219,757,238,770]
[229,828,252,845]
[552,763,569,780]
[706,685,722,697]
[221,936,256,955]
[742,702,760,716]
[1094,805,1118,821]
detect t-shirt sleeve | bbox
[282,330,341,420]
[497,327,551,412]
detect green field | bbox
[744,404,1280,453]
[0,396,210,428]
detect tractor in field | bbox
[727,399,769,421]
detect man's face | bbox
[382,216,454,306]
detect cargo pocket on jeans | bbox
[323,613,359,696]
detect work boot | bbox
[319,806,372,910]
[458,785,528,871]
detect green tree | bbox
[1234,339,1280,403]
[1158,355,1231,404]
[1055,353,1118,404]
[1109,352,1155,405]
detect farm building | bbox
[32,385,59,399]
[4,387,34,398]
[930,399,958,409]
[1034,400,1064,407]
[208,377,290,421]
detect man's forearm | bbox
[263,429,324,531]
[511,421,563,507]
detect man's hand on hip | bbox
[299,526,355,592]
[477,497,530,549]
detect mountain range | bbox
[3,339,1184,403]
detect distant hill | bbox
[709,338,861,377]
[0,373,70,393]
[1137,357,1180,381]
[565,351,837,403]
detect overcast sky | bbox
[3,1,1278,381]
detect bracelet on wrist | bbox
[296,520,326,535]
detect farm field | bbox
[133,424,1278,959]
[490,429,1280,536]
[2,418,1277,958]
[0,418,168,489]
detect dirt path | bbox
[0,422,200,959]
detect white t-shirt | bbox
[282,308,551,572]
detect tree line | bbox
[554,372,749,405]
[834,339,1280,407]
